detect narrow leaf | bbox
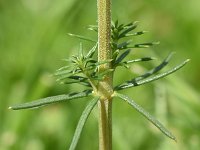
[69,76,88,81]
[124,22,136,27]
[112,50,120,61]
[61,81,91,87]
[116,57,156,68]
[117,40,132,50]
[9,90,92,110]
[60,80,87,85]
[127,42,160,49]
[125,57,156,64]
[134,52,174,82]
[56,66,71,71]
[125,31,148,37]
[56,73,79,81]
[69,96,99,150]
[87,25,98,32]
[114,92,176,141]
[79,43,83,58]
[68,33,97,42]
[115,59,190,90]
[117,24,124,32]
[114,20,119,27]
[59,76,88,84]
[86,43,98,58]
[56,68,84,81]
[119,23,138,38]
[114,49,131,65]
[135,59,190,85]
[59,76,90,86]
[55,69,72,76]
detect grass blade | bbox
[114,92,176,141]
[9,90,92,110]
[69,96,99,150]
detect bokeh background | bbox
[0,0,200,149]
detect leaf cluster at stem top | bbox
[54,43,113,91]
[58,21,158,90]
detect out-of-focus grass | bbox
[0,0,199,149]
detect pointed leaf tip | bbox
[186,59,190,62]
[67,33,96,42]
[114,92,177,141]
[9,90,92,110]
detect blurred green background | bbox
[0,0,200,149]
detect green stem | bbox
[97,0,113,150]
[98,99,112,150]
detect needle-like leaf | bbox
[60,76,89,84]
[127,42,160,49]
[87,25,98,32]
[117,40,132,50]
[125,57,156,64]
[114,92,176,141]
[56,66,71,71]
[68,33,97,42]
[119,23,138,38]
[69,96,99,150]
[86,43,98,58]
[115,59,190,90]
[125,31,148,37]
[9,90,92,110]
[55,69,72,76]
[117,57,156,68]
[114,49,131,65]
[56,73,81,81]
[133,52,175,82]
[79,43,83,58]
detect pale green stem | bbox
[98,99,112,150]
[97,0,113,150]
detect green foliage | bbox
[115,56,189,90]
[69,96,99,150]
[9,90,92,110]
[1,0,199,149]
[114,92,176,141]
[9,19,190,149]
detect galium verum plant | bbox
[9,0,189,149]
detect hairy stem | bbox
[97,0,113,150]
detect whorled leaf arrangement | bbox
[9,21,189,149]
